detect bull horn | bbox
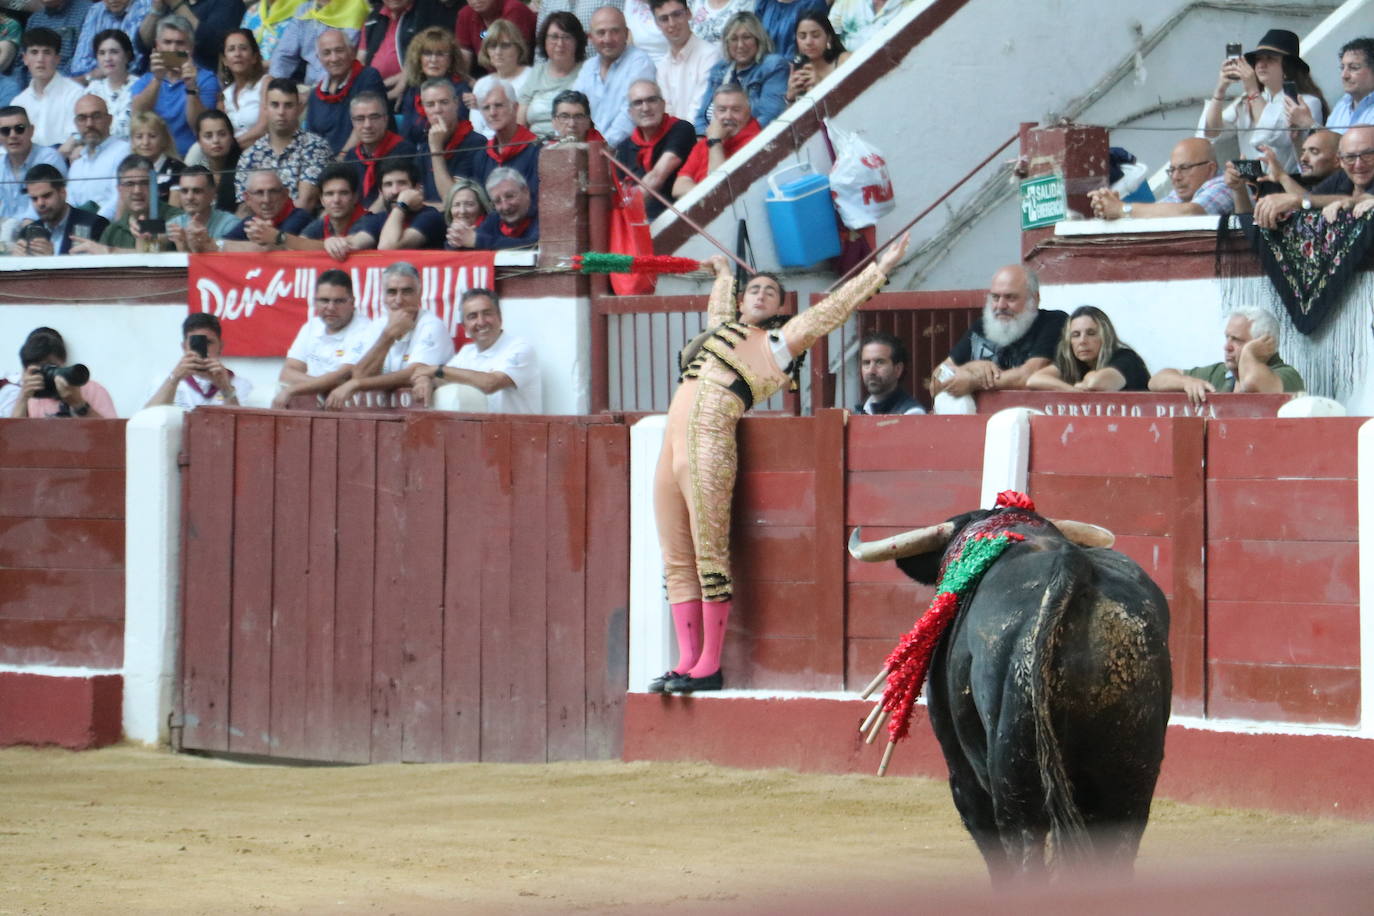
[848,521,957,563]
[1050,519,1115,548]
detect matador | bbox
[651,233,911,692]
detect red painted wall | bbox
[0,419,125,669]
[844,415,985,685]
[1204,419,1363,725]
[178,408,630,764]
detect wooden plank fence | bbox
[178,408,629,763]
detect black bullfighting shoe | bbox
[665,669,723,693]
[647,670,681,693]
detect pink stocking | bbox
[687,600,730,678]
[670,601,702,674]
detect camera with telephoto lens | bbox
[38,363,89,398]
[1231,158,1265,182]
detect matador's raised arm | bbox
[780,263,887,357]
[704,263,737,328]
[780,235,910,357]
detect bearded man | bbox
[930,264,1066,414]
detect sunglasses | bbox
[0,123,28,137]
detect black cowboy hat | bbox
[1244,29,1310,74]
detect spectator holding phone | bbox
[4,327,115,419]
[783,12,846,104]
[131,15,220,157]
[1224,131,1341,214]
[1199,29,1327,173]
[144,313,252,410]
[73,154,183,253]
[16,164,110,255]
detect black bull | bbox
[851,508,1172,880]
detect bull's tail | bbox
[1029,545,1091,864]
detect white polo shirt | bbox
[286,313,378,376]
[448,331,541,415]
[148,372,255,411]
[382,309,454,374]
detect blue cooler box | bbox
[765,163,841,267]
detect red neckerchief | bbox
[630,115,681,172]
[359,131,404,198]
[585,128,606,144]
[324,203,367,238]
[499,215,532,238]
[270,197,297,227]
[184,370,234,400]
[486,124,537,164]
[442,119,475,153]
[315,61,364,103]
[722,118,761,157]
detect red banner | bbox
[186,250,496,356]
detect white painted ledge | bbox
[628,415,672,693]
[980,407,1036,508]
[122,406,185,746]
[1054,215,1227,236]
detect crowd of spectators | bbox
[0,0,913,256]
[1090,32,1373,222]
[4,11,1369,421]
[930,263,1307,415]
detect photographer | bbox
[145,313,252,410]
[3,327,115,419]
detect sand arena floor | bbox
[1,745,1372,914]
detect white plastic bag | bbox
[827,124,895,230]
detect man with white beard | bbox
[929,264,1067,414]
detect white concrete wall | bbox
[122,406,184,745]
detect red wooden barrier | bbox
[178,408,630,764]
[844,415,986,686]
[0,419,125,669]
[977,391,1296,418]
[726,409,847,690]
[1028,416,1206,717]
[1204,418,1363,725]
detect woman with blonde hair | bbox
[468,20,531,135]
[442,177,492,250]
[1027,305,1151,392]
[694,11,788,133]
[398,27,472,145]
[128,111,185,208]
